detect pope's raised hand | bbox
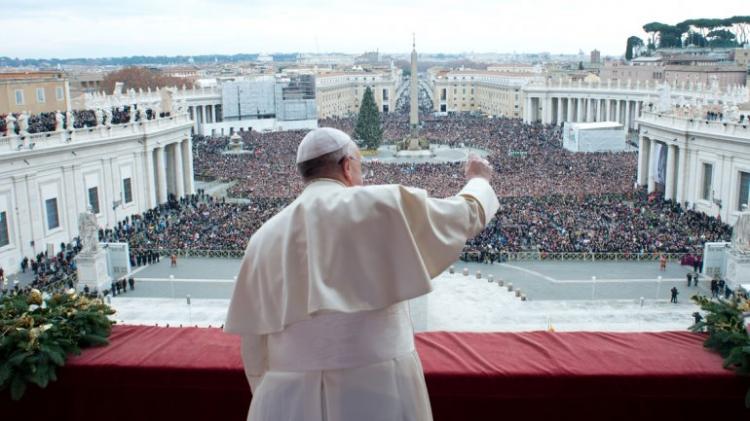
[465,153,493,182]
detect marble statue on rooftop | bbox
[727,103,740,122]
[94,108,103,126]
[66,111,75,130]
[17,112,29,134]
[160,89,173,114]
[657,83,671,113]
[731,208,750,254]
[78,207,100,255]
[55,111,63,131]
[103,108,112,127]
[4,114,16,136]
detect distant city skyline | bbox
[2,0,747,59]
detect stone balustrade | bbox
[0,113,191,155]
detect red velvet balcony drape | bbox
[2,325,748,420]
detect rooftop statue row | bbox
[531,76,748,97]
[0,98,188,137]
[1,88,186,137]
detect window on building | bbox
[123,178,133,204]
[56,86,64,101]
[382,104,389,113]
[0,211,9,247]
[15,90,24,105]
[382,89,389,101]
[36,88,45,103]
[441,89,446,101]
[739,171,750,211]
[88,187,100,214]
[701,163,713,201]
[45,198,59,230]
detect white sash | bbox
[267,302,415,372]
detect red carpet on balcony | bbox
[2,325,748,420]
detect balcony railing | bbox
[0,113,192,155]
[639,110,750,138]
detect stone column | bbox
[585,98,592,122]
[676,144,688,205]
[577,98,583,122]
[637,136,650,186]
[665,144,676,200]
[182,137,195,195]
[211,105,217,123]
[633,101,641,130]
[173,142,185,198]
[556,97,563,125]
[648,140,658,193]
[624,100,631,132]
[201,105,207,131]
[156,146,168,204]
[606,99,611,121]
[145,149,157,208]
[524,97,532,123]
[616,100,622,125]
[189,106,198,133]
[566,98,573,123]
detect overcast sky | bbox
[1,0,746,59]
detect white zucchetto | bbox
[296,127,354,164]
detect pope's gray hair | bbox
[297,140,358,181]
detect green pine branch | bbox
[0,289,115,400]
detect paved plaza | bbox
[108,257,708,332]
[125,256,704,302]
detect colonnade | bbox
[637,136,688,203]
[187,104,222,133]
[525,96,643,131]
[144,138,195,207]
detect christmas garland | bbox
[690,294,750,407]
[0,289,115,400]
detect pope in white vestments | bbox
[225,128,499,421]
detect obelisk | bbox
[410,34,419,136]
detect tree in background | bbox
[102,67,193,94]
[727,16,750,46]
[625,36,645,60]
[353,87,383,151]
[706,29,737,47]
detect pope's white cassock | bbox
[225,176,499,421]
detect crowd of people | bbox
[0,242,80,297]
[147,114,733,257]
[193,115,636,200]
[465,191,732,255]
[99,193,288,254]
[3,113,734,296]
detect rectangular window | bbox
[36,87,45,103]
[123,178,133,204]
[739,171,750,211]
[382,89,389,101]
[45,198,59,230]
[15,90,24,105]
[88,187,100,214]
[0,211,9,247]
[701,163,713,201]
[56,86,64,101]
